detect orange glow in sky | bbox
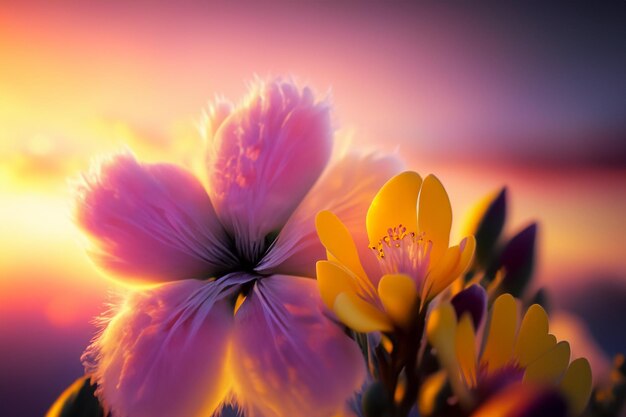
[1,2,625,415]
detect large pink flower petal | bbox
[257,153,402,279]
[74,152,236,284]
[83,277,248,417]
[231,275,365,417]
[205,79,332,261]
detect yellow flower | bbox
[427,294,592,416]
[315,171,476,332]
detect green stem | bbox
[373,303,428,417]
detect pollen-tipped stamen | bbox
[372,224,432,287]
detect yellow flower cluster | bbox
[428,295,592,415]
[315,170,593,417]
[316,171,475,332]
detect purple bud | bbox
[475,187,507,266]
[451,284,487,328]
[499,223,537,297]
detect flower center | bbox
[224,230,279,277]
[371,224,432,283]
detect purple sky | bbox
[2,3,626,416]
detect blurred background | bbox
[1,2,625,415]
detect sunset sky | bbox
[1,2,625,416]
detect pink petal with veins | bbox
[231,275,365,417]
[83,277,247,417]
[257,153,402,280]
[74,151,235,285]
[206,79,332,261]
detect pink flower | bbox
[74,79,401,417]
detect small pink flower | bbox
[74,79,401,417]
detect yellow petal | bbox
[481,294,518,373]
[450,236,476,279]
[427,302,473,408]
[514,304,554,367]
[378,273,418,327]
[418,371,447,416]
[316,210,370,287]
[316,260,360,310]
[45,376,89,417]
[427,302,457,354]
[523,341,570,383]
[422,245,461,300]
[366,171,422,246]
[472,383,543,417]
[234,292,247,314]
[422,236,475,301]
[455,313,477,387]
[333,292,393,333]
[559,358,592,416]
[418,174,452,265]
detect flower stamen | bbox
[372,224,432,284]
